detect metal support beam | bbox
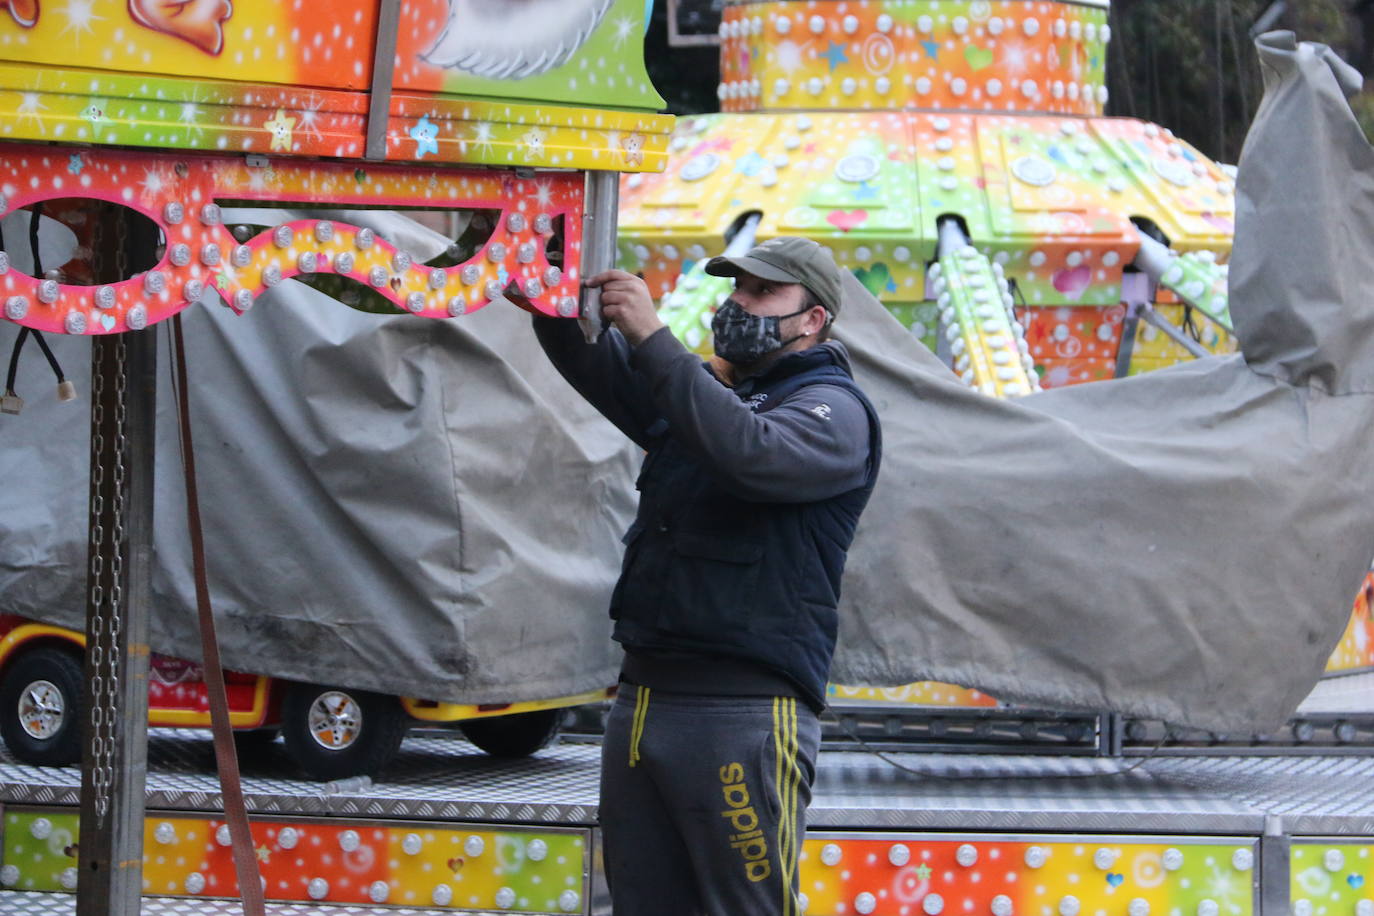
[77,218,156,916]
[1137,303,1212,360]
[1258,818,1290,916]
[589,828,612,916]
[579,170,620,342]
[1114,310,1141,378]
[1115,274,1153,379]
[364,0,402,161]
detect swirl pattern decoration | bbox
[0,144,584,336]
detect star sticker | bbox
[80,99,108,123]
[854,181,879,201]
[820,41,848,71]
[264,109,296,152]
[914,863,932,880]
[67,154,84,175]
[734,152,767,177]
[409,115,439,159]
[255,844,272,863]
[521,126,548,161]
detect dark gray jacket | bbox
[534,319,880,709]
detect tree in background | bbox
[1107,0,1368,163]
[645,0,1370,164]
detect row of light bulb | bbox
[169,871,579,911]
[4,211,574,334]
[0,199,227,333]
[629,241,710,263]
[159,822,581,909]
[931,251,1040,397]
[720,10,1112,43]
[813,839,1246,916]
[720,75,1109,105]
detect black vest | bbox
[609,347,882,710]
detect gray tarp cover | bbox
[0,35,1368,730]
[830,34,1374,732]
[0,296,640,706]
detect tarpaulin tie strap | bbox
[171,313,266,916]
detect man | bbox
[533,236,881,915]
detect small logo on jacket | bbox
[810,403,832,421]
[742,393,769,412]
[720,762,772,882]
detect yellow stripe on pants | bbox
[773,697,799,916]
[628,685,650,767]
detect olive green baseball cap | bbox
[705,236,843,317]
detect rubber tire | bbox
[0,646,85,767]
[458,709,562,758]
[231,727,282,763]
[280,684,408,781]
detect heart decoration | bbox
[825,209,869,233]
[446,857,465,874]
[1349,874,1365,889]
[100,313,116,332]
[1051,266,1092,300]
[1202,213,1235,233]
[854,262,892,298]
[964,46,995,71]
[1106,873,1125,888]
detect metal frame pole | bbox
[363,0,401,161]
[1137,303,1213,360]
[1258,817,1290,916]
[579,170,620,342]
[76,216,156,916]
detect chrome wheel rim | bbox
[306,691,362,751]
[18,679,65,740]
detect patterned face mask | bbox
[710,298,814,366]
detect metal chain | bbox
[87,330,109,823]
[114,211,128,285]
[86,209,131,824]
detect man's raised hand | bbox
[585,270,665,346]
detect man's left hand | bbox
[585,270,665,347]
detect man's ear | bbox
[806,306,830,335]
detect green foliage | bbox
[1106,0,1365,162]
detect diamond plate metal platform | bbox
[1,729,1372,837]
[0,730,602,825]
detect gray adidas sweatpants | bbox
[599,685,822,916]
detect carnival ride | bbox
[616,0,1374,717]
[0,0,668,912]
[0,2,1372,915]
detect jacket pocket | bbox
[609,522,648,620]
[662,532,766,640]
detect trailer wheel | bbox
[459,709,562,757]
[280,684,407,781]
[0,646,85,767]
[231,727,282,764]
